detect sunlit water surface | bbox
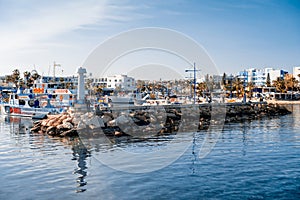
[0,105,300,199]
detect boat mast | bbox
[53,61,61,82]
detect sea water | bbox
[0,105,299,199]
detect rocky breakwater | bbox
[224,102,291,122]
[30,102,291,137]
[30,112,107,137]
[30,113,78,137]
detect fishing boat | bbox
[0,93,60,117]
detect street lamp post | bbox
[185,62,201,104]
[243,70,247,103]
[229,75,233,99]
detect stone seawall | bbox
[30,102,291,137]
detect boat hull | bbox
[0,104,57,117]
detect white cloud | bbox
[0,1,108,52]
[0,0,149,74]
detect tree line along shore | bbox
[2,69,300,102]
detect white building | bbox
[86,74,136,91]
[238,67,288,86]
[293,66,300,82]
[267,68,285,82]
[252,68,266,86]
[107,75,135,91]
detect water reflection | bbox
[2,116,92,194]
[2,105,299,196]
[190,132,197,174]
[242,122,248,156]
[50,137,91,193]
[71,138,91,193]
[3,116,32,134]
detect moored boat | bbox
[0,93,60,117]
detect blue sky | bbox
[0,0,299,78]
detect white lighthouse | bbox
[76,67,87,104]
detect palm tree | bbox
[30,71,41,81]
[26,71,41,88]
[5,75,13,85]
[93,85,103,96]
[246,82,255,99]
[221,74,234,95]
[284,74,298,92]
[232,78,244,98]
[12,69,20,87]
[196,82,207,97]
[273,77,286,93]
[23,71,31,88]
[284,74,298,99]
[266,73,271,87]
[12,69,20,77]
[221,73,226,88]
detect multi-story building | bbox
[253,69,266,86]
[267,68,287,82]
[238,67,287,86]
[36,74,136,92]
[237,70,250,84]
[107,75,135,91]
[85,74,136,91]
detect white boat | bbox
[0,93,60,117]
[142,99,171,106]
[109,95,134,107]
